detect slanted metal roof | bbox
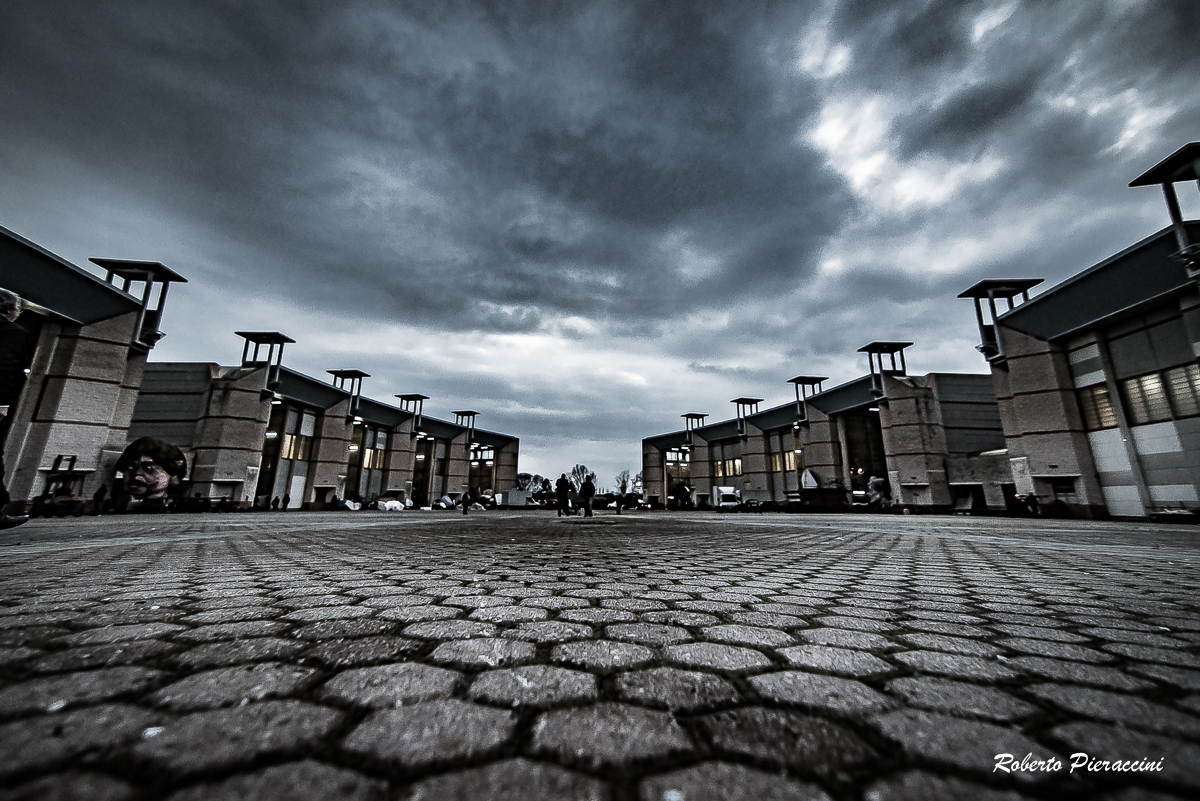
[1129,142,1200,186]
[277,367,351,409]
[473,427,518,448]
[805,375,877,415]
[644,429,691,450]
[356,396,412,428]
[997,223,1199,342]
[747,400,804,431]
[0,224,140,325]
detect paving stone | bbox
[1127,662,1200,691]
[816,615,894,633]
[171,637,306,669]
[174,621,291,642]
[1027,684,1200,736]
[897,633,1003,658]
[727,611,805,629]
[607,623,693,646]
[552,640,655,670]
[753,603,820,617]
[1050,721,1200,789]
[304,636,420,667]
[560,608,638,625]
[1079,627,1191,648]
[533,701,692,767]
[377,605,460,624]
[905,620,993,637]
[750,671,894,714]
[0,703,161,777]
[521,596,592,610]
[408,757,609,801]
[277,594,354,609]
[616,667,740,711]
[317,663,461,708]
[638,761,832,801]
[468,605,548,624]
[290,619,396,640]
[280,606,373,624]
[430,637,537,667]
[180,607,276,625]
[130,701,343,777]
[677,600,747,613]
[777,645,893,676]
[0,645,40,667]
[0,666,163,716]
[664,642,772,671]
[696,706,877,774]
[988,623,1089,643]
[799,628,893,651]
[469,665,597,708]
[0,772,137,801]
[149,663,318,710]
[165,760,385,801]
[54,622,186,647]
[445,595,514,609]
[362,594,438,609]
[996,637,1114,663]
[342,698,515,767]
[703,624,795,648]
[27,639,177,673]
[1006,656,1154,690]
[862,769,1032,800]
[892,650,1019,681]
[886,677,1038,722]
[603,598,669,612]
[1104,643,1200,669]
[503,621,594,643]
[0,626,71,646]
[402,620,497,640]
[871,709,1058,780]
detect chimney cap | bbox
[857,341,913,354]
[235,331,295,345]
[90,258,188,283]
[452,410,480,417]
[957,278,1042,299]
[730,397,764,405]
[395,393,429,402]
[787,375,828,385]
[1129,142,1200,187]
[327,369,370,380]
[681,412,708,420]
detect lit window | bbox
[1166,363,1200,418]
[1123,373,1171,425]
[1077,385,1117,431]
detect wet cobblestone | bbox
[0,511,1198,797]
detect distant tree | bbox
[569,464,596,492]
[614,469,631,514]
[516,473,534,491]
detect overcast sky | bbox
[3,0,1198,486]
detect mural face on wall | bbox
[115,437,188,500]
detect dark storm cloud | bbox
[0,0,847,333]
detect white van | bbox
[711,486,741,511]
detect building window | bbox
[1166,363,1200,418]
[769,452,783,473]
[1122,373,1172,425]
[1077,385,1117,431]
[724,457,742,477]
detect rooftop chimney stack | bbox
[956,279,1042,362]
[235,331,294,390]
[91,258,187,348]
[730,397,762,436]
[1130,141,1200,277]
[858,341,913,398]
[396,394,429,435]
[328,369,369,418]
[681,412,708,446]
[787,375,827,420]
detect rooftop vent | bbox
[787,375,827,421]
[90,258,187,348]
[396,394,429,434]
[858,341,913,398]
[328,369,369,418]
[1130,141,1200,276]
[730,397,762,436]
[957,279,1042,362]
[234,331,294,390]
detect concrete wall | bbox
[6,310,146,501]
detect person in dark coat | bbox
[580,476,596,518]
[555,473,571,517]
[0,289,30,530]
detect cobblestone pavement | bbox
[1,511,1198,800]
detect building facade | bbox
[0,225,185,507]
[128,332,520,508]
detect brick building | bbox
[961,142,1200,518]
[128,332,520,508]
[642,343,1010,513]
[0,225,185,506]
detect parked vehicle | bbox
[711,486,740,512]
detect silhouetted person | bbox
[0,289,30,530]
[580,476,595,517]
[271,496,280,510]
[462,487,470,516]
[555,474,571,517]
[281,492,290,511]
[92,483,108,516]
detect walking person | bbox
[461,485,470,516]
[555,473,571,517]
[0,289,30,530]
[580,475,596,517]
